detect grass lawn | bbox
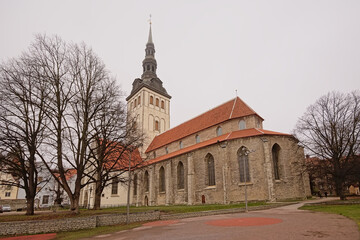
[0,201,267,223]
[300,204,360,230]
[54,222,142,240]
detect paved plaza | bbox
[84,198,359,240]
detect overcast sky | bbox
[1,0,360,134]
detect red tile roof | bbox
[146,97,263,153]
[143,128,290,167]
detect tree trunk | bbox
[70,196,80,214]
[334,178,346,200]
[26,197,35,215]
[94,181,102,210]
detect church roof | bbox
[144,128,291,166]
[146,97,263,153]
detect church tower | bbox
[126,23,171,155]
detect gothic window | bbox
[144,171,149,192]
[177,161,185,189]
[111,177,118,195]
[155,120,159,131]
[205,153,216,186]
[195,134,200,143]
[238,147,250,183]
[161,100,165,109]
[272,144,281,180]
[150,96,154,105]
[159,166,165,192]
[42,195,49,204]
[216,126,222,136]
[179,141,183,149]
[134,99,137,107]
[156,98,159,107]
[239,120,246,130]
[138,96,141,106]
[133,174,138,195]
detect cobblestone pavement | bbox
[83,197,360,240]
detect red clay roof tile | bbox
[146,97,263,153]
[143,128,290,167]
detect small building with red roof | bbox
[126,25,311,206]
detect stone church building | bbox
[126,25,311,206]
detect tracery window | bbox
[205,154,216,186]
[238,147,250,182]
[159,166,165,192]
[272,144,281,180]
[144,171,149,192]
[177,161,185,189]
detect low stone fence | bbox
[0,203,291,236]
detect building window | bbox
[153,151,156,158]
[5,192,10,197]
[272,144,281,180]
[42,195,49,204]
[216,126,222,136]
[147,65,150,71]
[177,161,185,189]
[134,99,137,107]
[133,174,138,196]
[138,96,141,106]
[156,98,159,107]
[238,147,250,183]
[159,166,165,192]
[144,171,149,192]
[111,177,118,195]
[239,120,246,130]
[152,66,155,72]
[161,100,165,109]
[205,153,216,186]
[165,146,169,154]
[195,134,200,144]
[179,141,183,149]
[155,120,159,131]
[150,96,154,105]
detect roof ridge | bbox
[229,97,237,119]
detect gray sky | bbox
[1,0,360,134]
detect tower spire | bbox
[141,17,157,79]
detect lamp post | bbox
[126,148,132,224]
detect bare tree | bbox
[0,55,49,215]
[294,91,360,200]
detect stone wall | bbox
[0,211,161,236]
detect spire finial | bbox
[147,15,153,44]
[235,89,238,97]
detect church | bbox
[127,24,311,206]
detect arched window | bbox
[156,98,159,107]
[150,96,154,105]
[179,141,183,149]
[272,144,281,180]
[144,171,149,192]
[147,65,150,71]
[152,66,155,72]
[205,154,216,186]
[133,174,138,195]
[111,177,118,195]
[159,166,165,192]
[138,96,141,106]
[155,120,159,131]
[134,99,137,107]
[165,146,169,154]
[238,147,250,183]
[195,134,200,143]
[177,161,185,189]
[239,120,246,130]
[216,126,222,136]
[161,100,165,109]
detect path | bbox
[84,197,359,240]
